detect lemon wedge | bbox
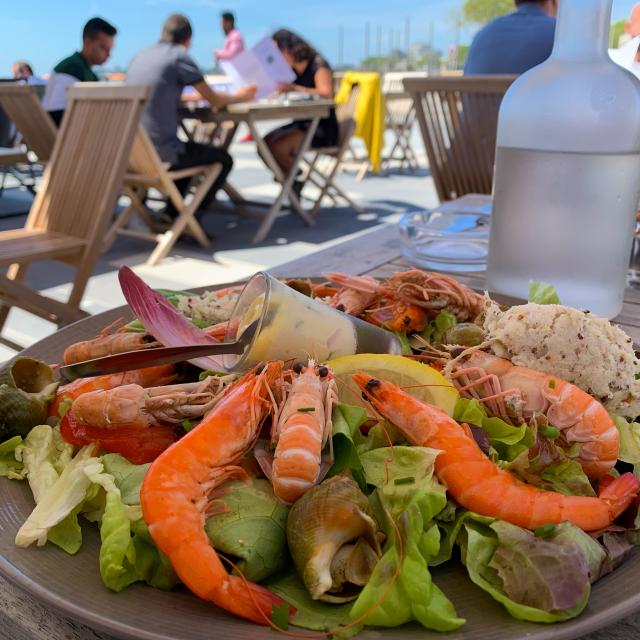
[326,353,459,416]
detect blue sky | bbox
[2,0,638,75]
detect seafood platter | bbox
[1,266,640,640]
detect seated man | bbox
[464,0,557,75]
[42,17,117,125]
[126,13,255,219]
[11,61,46,85]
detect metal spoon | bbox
[58,321,260,382]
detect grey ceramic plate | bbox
[0,283,638,640]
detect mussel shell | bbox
[287,475,381,602]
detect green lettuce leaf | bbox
[101,453,150,505]
[327,404,368,490]
[268,571,356,633]
[204,478,289,582]
[454,398,533,461]
[420,310,457,345]
[99,491,178,592]
[0,435,24,479]
[612,414,640,465]
[21,424,74,503]
[350,493,463,631]
[19,425,92,554]
[528,282,561,305]
[15,444,118,551]
[393,332,413,355]
[459,514,590,622]
[351,447,464,631]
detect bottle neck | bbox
[550,0,612,61]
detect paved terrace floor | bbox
[0,125,437,361]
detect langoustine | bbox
[140,362,290,625]
[269,360,337,504]
[353,371,640,532]
[446,350,620,478]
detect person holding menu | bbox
[262,29,338,197]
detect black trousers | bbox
[166,141,233,217]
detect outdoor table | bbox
[180,99,333,244]
[2,199,640,639]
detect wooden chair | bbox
[403,75,516,202]
[104,126,221,266]
[0,83,148,338]
[300,85,365,215]
[382,73,425,172]
[0,84,57,163]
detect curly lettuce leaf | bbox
[204,478,289,582]
[350,494,463,631]
[99,491,178,592]
[528,282,561,305]
[351,447,464,631]
[0,435,24,479]
[327,404,368,490]
[459,514,590,622]
[508,439,595,498]
[454,398,533,461]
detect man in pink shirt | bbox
[215,12,244,61]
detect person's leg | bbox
[266,130,306,176]
[167,142,233,216]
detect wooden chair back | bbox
[0,84,57,162]
[403,75,516,201]
[26,83,149,249]
[128,125,166,179]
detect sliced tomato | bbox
[60,412,179,464]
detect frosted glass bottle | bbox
[486,0,640,318]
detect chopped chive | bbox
[547,379,556,389]
[533,523,556,538]
[182,419,194,432]
[635,373,640,380]
[297,407,315,413]
[538,425,560,439]
[394,476,415,486]
[271,602,289,630]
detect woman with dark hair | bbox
[264,29,338,194]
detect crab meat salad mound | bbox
[483,299,640,418]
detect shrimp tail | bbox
[217,576,293,626]
[598,472,640,518]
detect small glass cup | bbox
[399,208,490,272]
[223,272,359,371]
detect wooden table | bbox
[181,99,332,244]
[2,213,640,639]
